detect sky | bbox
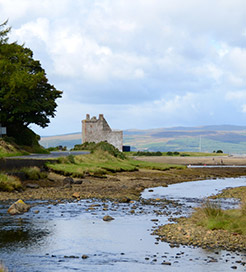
[0,0,246,136]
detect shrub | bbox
[135,151,162,156]
[72,142,96,151]
[91,141,126,159]
[47,146,67,151]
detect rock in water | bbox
[8,199,30,215]
[103,215,115,221]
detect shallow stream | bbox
[1,177,246,271]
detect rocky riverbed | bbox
[1,176,246,271]
[155,217,246,253]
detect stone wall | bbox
[82,114,123,151]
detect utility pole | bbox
[199,135,202,152]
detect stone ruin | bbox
[82,114,123,151]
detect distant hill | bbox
[40,124,246,154]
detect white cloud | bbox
[1,0,246,134]
[226,91,246,101]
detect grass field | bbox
[46,150,185,177]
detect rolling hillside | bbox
[39,125,246,154]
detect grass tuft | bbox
[192,199,246,234]
[20,167,47,180]
[0,173,22,192]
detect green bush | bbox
[135,151,162,156]
[47,146,67,151]
[72,142,96,151]
[91,141,126,159]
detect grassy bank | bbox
[210,186,246,200]
[156,188,246,251]
[47,150,185,177]
[192,200,246,234]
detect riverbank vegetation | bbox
[192,200,246,234]
[47,145,185,177]
[0,173,22,192]
[52,152,185,177]
[156,187,246,252]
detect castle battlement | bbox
[82,114,123,151]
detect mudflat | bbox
[135,155,246,165]
[1,162,246,201]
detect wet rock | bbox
[231,266,237,269]
[64,255,79,259]
[103,215,115,221]
[26,183,40,189]
[63,177,74,186]
[81,254,89,259]
[8,199,30,215]
[119,197,131,203]
[33,210,39,214]
[162,261,171,265]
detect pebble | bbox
[162,261,171,265]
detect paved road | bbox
[9,151,90,159]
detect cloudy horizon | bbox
[0,0,245,136]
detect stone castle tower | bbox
[82,114,123,151]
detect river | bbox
[0,177,246,271]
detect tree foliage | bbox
[0,21,62,131]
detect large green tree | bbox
[0,21,62,145]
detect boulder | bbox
[8,199,30,215]
[63,177,74,186]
